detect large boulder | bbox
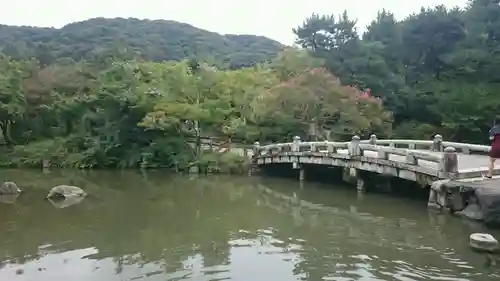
[445,179,500,228]
[0,181,21,194]
[47,185,86,199]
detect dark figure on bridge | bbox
[485,116,500,178]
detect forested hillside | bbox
[0,0,498,170]
[0,17,284,68]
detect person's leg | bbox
[487,157,496,178]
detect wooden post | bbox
[348,135,361,156]
[369,134,377,145]
[433,134,443,152]
[292,136,301,152]
[442,147,458,178]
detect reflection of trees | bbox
[254,179,500,281]
[0,173,222,269]
[0,171,498,280]
[0,172,286,277]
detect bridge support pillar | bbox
[343,167,366,192]
[299,168,305,182]
[248,163,260,176]
[356,177,365,192]
[428,180,449,210]
[342,167,357,184]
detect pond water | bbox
[0,169,499,281]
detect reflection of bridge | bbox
[251,134,500,213]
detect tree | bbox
[0,54,35,145]
[293,2,500,143]
[255,67,392,141]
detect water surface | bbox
[0,170,499,281]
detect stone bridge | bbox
[249,134,500,225]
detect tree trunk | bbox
[0,120,12,146]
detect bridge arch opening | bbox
[259,163,429,201]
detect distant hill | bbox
[0,17,284,68]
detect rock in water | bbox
[47,185,86,199]
[469,233,499,253]
[0,182,22,194]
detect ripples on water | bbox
[0,170,499,281]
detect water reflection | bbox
[0,170,498,281]
[47,196,86,209]
[0,193,20,204]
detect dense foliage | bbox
[294,0,500,143]
[0,49,388,169]
[0,18,283,69]
[0,0,499,170]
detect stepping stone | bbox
[470,233,499,253]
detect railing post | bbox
[441,147,458,177]
[405,151,417,165]
[253,142,260,156]
[310,142,316,152]
[292,136,301,152]
[369,134,377,145]
[325,140,335,154]
[377,149,388,160]
[433,134,443,152]
[348,135,361,157]
[275,145,280,153]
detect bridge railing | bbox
[363,134,491,155]
[252,134,492,177]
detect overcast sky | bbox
[2,0,468,45]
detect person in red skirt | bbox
[485,116,500,178]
